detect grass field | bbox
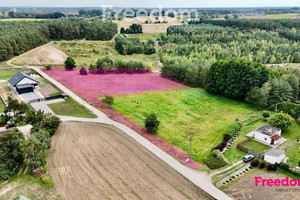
[48,98,97,118]
[239,13,299,19]
[112,88,257,163]
[48,122,212,200]
[0,18,45,21]
[53,40,161,69]
[0,68,24,80]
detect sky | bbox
[0,0,300,8]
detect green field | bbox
[48,98,97,118]
[240,13,298,19]
[0,18,45,21]
[112,88,257,163]
[53,40,161,70]
[0,68,24,80]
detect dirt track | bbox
[48,122,211,200]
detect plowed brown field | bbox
[48,122,211,200]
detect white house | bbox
[253,125,282,145]
[8,72,39,94]
[264,148,287,164]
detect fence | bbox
[45,94,64,101]
[237,138,265,159]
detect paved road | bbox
[30,66,232,200]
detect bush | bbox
[267,163,278,171]
[80,67,88,75]
[279,163,290,171]
[204,153,229,169]
[268,112,294,130]
[64,57,76,70]
[41,173,52,184]
[262,111,271,118]
[278,102,300,119]
[251,159,260,167]
[45,65,52,70]
[212,149,221,158]
[259,162,266,169]
[213,134,232,152]
[298,160,300,167]
[145,113,160,133]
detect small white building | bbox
[264,148,287,164]
[253,125,282,145]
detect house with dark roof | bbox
[264,148,287,164]
[8,72,39,94]
[252,125,282,146]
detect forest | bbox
[159,24,300,66]
[0,18,117,61]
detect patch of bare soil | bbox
[48,122,212,200]
[223,171,300,200]
[12,43,67,66]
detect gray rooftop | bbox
[16,84,33,90]
[255,125,281,136]
[265,148,286,157]
[8,72,38,87]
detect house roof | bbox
[16,84,33,90]
[265,148,286,157]
[255,125,281,136]
[8,72,38,87]
[271,134,281,141]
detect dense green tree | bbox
[21,135,48,169]
[65,57,76,70]
[145,113,160,133]
[32,129,51,149]
[268,112,294,130]
[205,59,270,100]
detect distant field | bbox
[0,18,45,21]
[112,88,257,164]
[48,122,212,200]
[240,13,299,19]
[48,98,97,118]
[53,40,161,69]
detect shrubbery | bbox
[204,150,229,169]
[65,57,76,70]
[80,67,88,75]
[278,102,300,119]
[251,159,260,167]
[262,111,271,118]
[115,35,156,55]
[120,24,143,34]
[213,134,232,152]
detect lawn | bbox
[112,88,257,163]
[0,68,24,80]
[48,98,97,118]
[243,140,271,154]
[53,40,161,70]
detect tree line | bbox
[0,18,118,61]
[115,35,156,55]
[160,24,300,66]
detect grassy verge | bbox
[0,99,4,113]
[48,98,97,118]
[53,40,161,70]
[112,88,257,164]
[0,174,61,200]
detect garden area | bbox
[48,98,97,118]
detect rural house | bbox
[252,125,282,145]
[8,72,39,94]
[264,148,287,164]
